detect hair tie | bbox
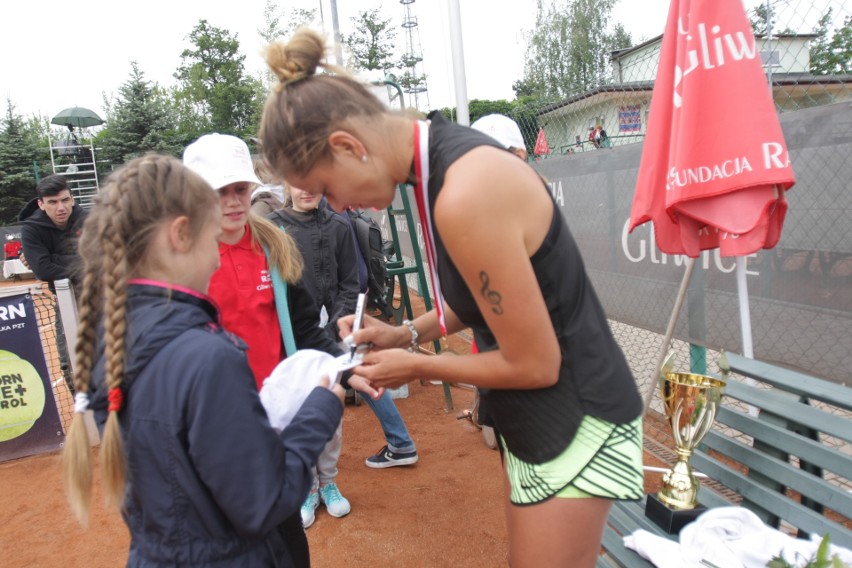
[279,75,306,89]
[73,392,90,414]
[108,387,124,413]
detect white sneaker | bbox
[319,481,351,518]
[301,490,319,528]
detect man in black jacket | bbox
[19,174,88,392]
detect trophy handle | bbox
[686,404,714,451]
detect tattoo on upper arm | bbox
[479,271,504,315]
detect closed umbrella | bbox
[534,128,550,156]
[50,106,104,129]
[629,0,795,410]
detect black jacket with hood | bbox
[18,197,87,289]
[89,283,342,567]
[269,206,360,341]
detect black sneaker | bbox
[365,445,419,469]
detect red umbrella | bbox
[629,0,794,258]
[629,0,795,406]
[534,128,550,156]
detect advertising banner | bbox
[0,292,64,461]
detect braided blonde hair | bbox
[62,154,218,524]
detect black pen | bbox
[350,293,367,362]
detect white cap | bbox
[251,183,286,203]
[470,114,525,150]
[183,133,261,191]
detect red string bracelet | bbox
[108,387,123,413]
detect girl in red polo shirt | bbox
[184,134,381,533]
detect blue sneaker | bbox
[301,490,319,528]
[365,445,419,469]
[319,481,351,518]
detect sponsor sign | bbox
[0,293,64,461]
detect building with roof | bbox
[535,33,851,155]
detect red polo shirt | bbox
[4,240,21,259]
[208,225,283,389]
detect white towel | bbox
[624,507,852,567]
[623,529,686,568]
[259,349,361,432]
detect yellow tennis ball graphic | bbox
[0,349,46,442]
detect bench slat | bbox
[600,502,660,567]
[692,452,852,549]
[723,380,852,442]
[715,406,852,480]
[701,430,852,519]
[725,353,852,411]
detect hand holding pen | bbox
[345,293,367,362]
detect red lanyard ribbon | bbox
[412,120,446,337]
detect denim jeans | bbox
[361,391,416,453]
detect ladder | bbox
[377,79,453,411]
[47,133,100,208]
[383,184,454,411]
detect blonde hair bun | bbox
[266,27,326,89]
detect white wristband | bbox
[402,319,419,352]
[74,392,90,414]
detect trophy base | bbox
[644,494,706,534]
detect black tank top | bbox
[425,112,642,464]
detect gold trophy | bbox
[646,364,726,533]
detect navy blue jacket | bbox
[89,283,342,567]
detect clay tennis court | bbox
[0,280,669,567]
[0,380,670,568]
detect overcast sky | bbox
[0,0,845,123]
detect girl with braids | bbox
[258,29,644,568]
[61,153,345,567]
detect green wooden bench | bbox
[598,352,852,567]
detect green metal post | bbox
[689,344,707,375]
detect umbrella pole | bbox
[736,256,759,416]
[735,257,754,358]
[643,257,695,415]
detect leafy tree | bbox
[174,20,265,138]
[468,99,515,124]
[609,23,632,55]
[0,100,43,225]
[343,7,428,105]
[258,0,317,43]
[344,8,398,71]
[749,4,795,36]
[257,1,317,88]
[95,62,182,168]
[522,0,631,100]
[512,78,541,99]
[811,10,851,75]
[750,4,772,36]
